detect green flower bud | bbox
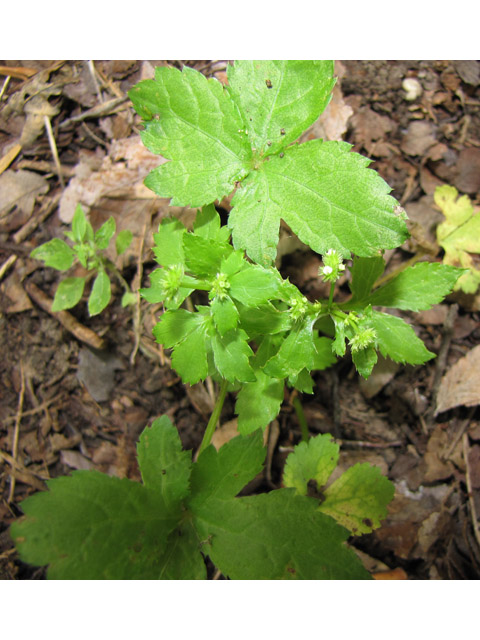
[319,249,346,283]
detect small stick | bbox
[43,115,65,189]
[2,392,66,424]
[0,75,10,100]
[13,192,61,244]
[7,362,25,502]
[0,254,17,281]
[25,281,106,350]
[59,96,128,129]
[87,60,103,104]
[0,142,21,176]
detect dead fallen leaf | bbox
[435,345,480,415]
[424,424,459,483]
[453,60,480,86]
[359,355,400,399]
[350,106,395,157]
[453,147,480,195]
[0,169,49,218]
[401,120,437,157]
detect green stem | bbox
[198,379,229,456]
[327,281,335,310]
[292,395,309,443]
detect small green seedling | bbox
[12,61,465,579]
[30,204,134,315]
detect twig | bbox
[0,75,11,100]
[59,96,128,129]
[25,281,106,350]
[13,192,61,244]
[0,254,17,282]
[7,362,25,502]
[2,392,66,424]
[87,60,104,104]
[463,433,480,551]
[43,115,65,189]
[0,142,21,176]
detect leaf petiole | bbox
[198,378,229,456]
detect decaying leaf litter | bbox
[0,60,479,580]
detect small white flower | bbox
[323,266,333,275]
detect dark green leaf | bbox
[235,369,284,434]
[371,311,435,364]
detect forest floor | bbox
[0,60,479,580]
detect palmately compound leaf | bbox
[227,60,336,156]
[129,66,251,207]
[359,262,464,311]
[371,311,435,365]
[283,434,339,495]
[319,463,395,535]
[230,141,408,265]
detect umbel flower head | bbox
[319,249,346,283]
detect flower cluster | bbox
[319,249,346,283]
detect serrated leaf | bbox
[371,311,435,365]
[191,489,370,579]
[352,344,378,379]
[237,303,292,339]
[283,434,339,495]
[153,309,202,347]
[361,262,463,311]
[129,66,251,207]
[211,296,239,335]
[137,416,192,507]
[11,470,180,579]
[183,233,232,277]
[235,368,284,434]
[211,328,255,383]
[121,291,137,307]
[227,60,335,156]
[230,141,407,265]
[30,238,75,271]
[312,336,337,370]
[171,328,209,384]
[94,217,116,249]
[159,520,207,579]
[152,218,186,267]
[116,229,133,255]
[319,463,394,535]
[435,185,480,294]
[229,264,280,306]
[51,277,85,311]
[263,317,317,378]
[88,270,111,316]
[72,204,87,243]
[193,203,230,243]
[349,256,385,300]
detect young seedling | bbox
[30,203,134,315]
[11,60,464,579]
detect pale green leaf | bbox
[72,204,87,243]
[94,217,116,249]
[319,463,394,535]
[211,296,239,336]
[263,318,317,378]
[88,271,111,316]
[227,60,335,156]
[352,344,378,379]
[152,218,186,267]
[116,229,133,255]
[283,434,339,495]
[30,238,75,271]
[51,277,85,311]
[229,264,280,306]
[129,66,251,207]
[211,329,255,383]
[231,141,407,265]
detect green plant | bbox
[30,203,134,315]
[11,60,464,579]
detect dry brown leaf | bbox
[435,345,480,415]
[0,169,49,218]
[349,106,395,157]
[401,120,437,157]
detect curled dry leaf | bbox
[435,344,480,415]
[0,169,49,218]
